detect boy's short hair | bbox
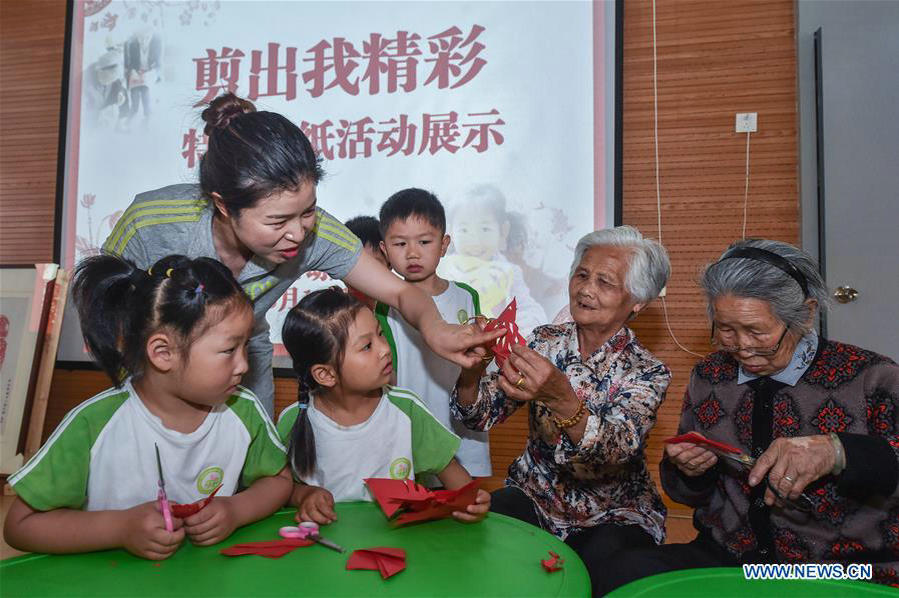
[344,215,382,248]
[379,188,446,236]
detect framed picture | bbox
[0,264,60,475]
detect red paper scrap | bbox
[364,478,480,526]
[219,538,313,558]
[346,547,406,579]
[541,550,564,573]
[482,298,526,368]
[664,432,742,454]
[170,485,222,518]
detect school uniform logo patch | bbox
[196,466,224,494]
[388,458,411,480]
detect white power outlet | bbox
[735,112,758,133]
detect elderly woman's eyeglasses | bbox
[710,324,789,357]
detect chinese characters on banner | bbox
[181,109,505,167]
[183,25,503,167]
[193,26,487,104]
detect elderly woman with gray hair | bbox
[451,226,672,594]
[600,239,899,593]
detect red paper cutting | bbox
[541,550,565,573]
[346,547,406,579]
[170,485,221,518]
[219,538,313,558]
[664,432,742,454]
[482,298,526,369]
[364,478,480,526]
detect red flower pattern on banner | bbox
[84,0,112,18]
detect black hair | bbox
[378,188,446,237]
[281,287,365,478]
[71,253,251,387]
[345,215,383,248]
[199,93,324,217]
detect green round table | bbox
[1,502,589,597]
[608,567,896,597]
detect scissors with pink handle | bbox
[154,443,174,533]
[279,521,345,553]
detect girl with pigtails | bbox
[4,254,291,560]
[274,287,490,525]
[102,93,501,417]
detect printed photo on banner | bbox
[58,0,617,366]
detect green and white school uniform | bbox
[375,283,492,478]
[8,382,286,511]
[102,183,362,416]
[276,386,460,502]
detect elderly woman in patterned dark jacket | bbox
[600,239,899,593]
[451,226,672,596]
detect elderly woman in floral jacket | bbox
[601,239,899,593]
[452,226,671,595]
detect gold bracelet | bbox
[552,400,586,428]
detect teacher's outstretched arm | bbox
[343,251,501,368]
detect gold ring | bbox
[465,315,492,326]
[515,376,526,389]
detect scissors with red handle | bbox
[279,521,345,553]
[154,443,174,533]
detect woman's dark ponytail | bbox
[282,288,363,480]
[198,92,324,217]
[71,253,250,387]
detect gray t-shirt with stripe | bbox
[102,183,362,414]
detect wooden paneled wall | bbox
[622,0,798,510]
[8,1,799,509]
[0,1,67,264]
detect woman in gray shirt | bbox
[103,93,499,415]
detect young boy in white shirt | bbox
[375,189,492,482]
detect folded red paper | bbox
[541,550,564,573]
[664,431,741,454]
[170,485,221,518]
[483,298,526,368]
[219,538,313,558]
[346,547,406,579]
[364,478,480,525]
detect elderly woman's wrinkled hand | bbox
[497,344,575,403]
[749,435,836,504]
[666,439,719,477]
